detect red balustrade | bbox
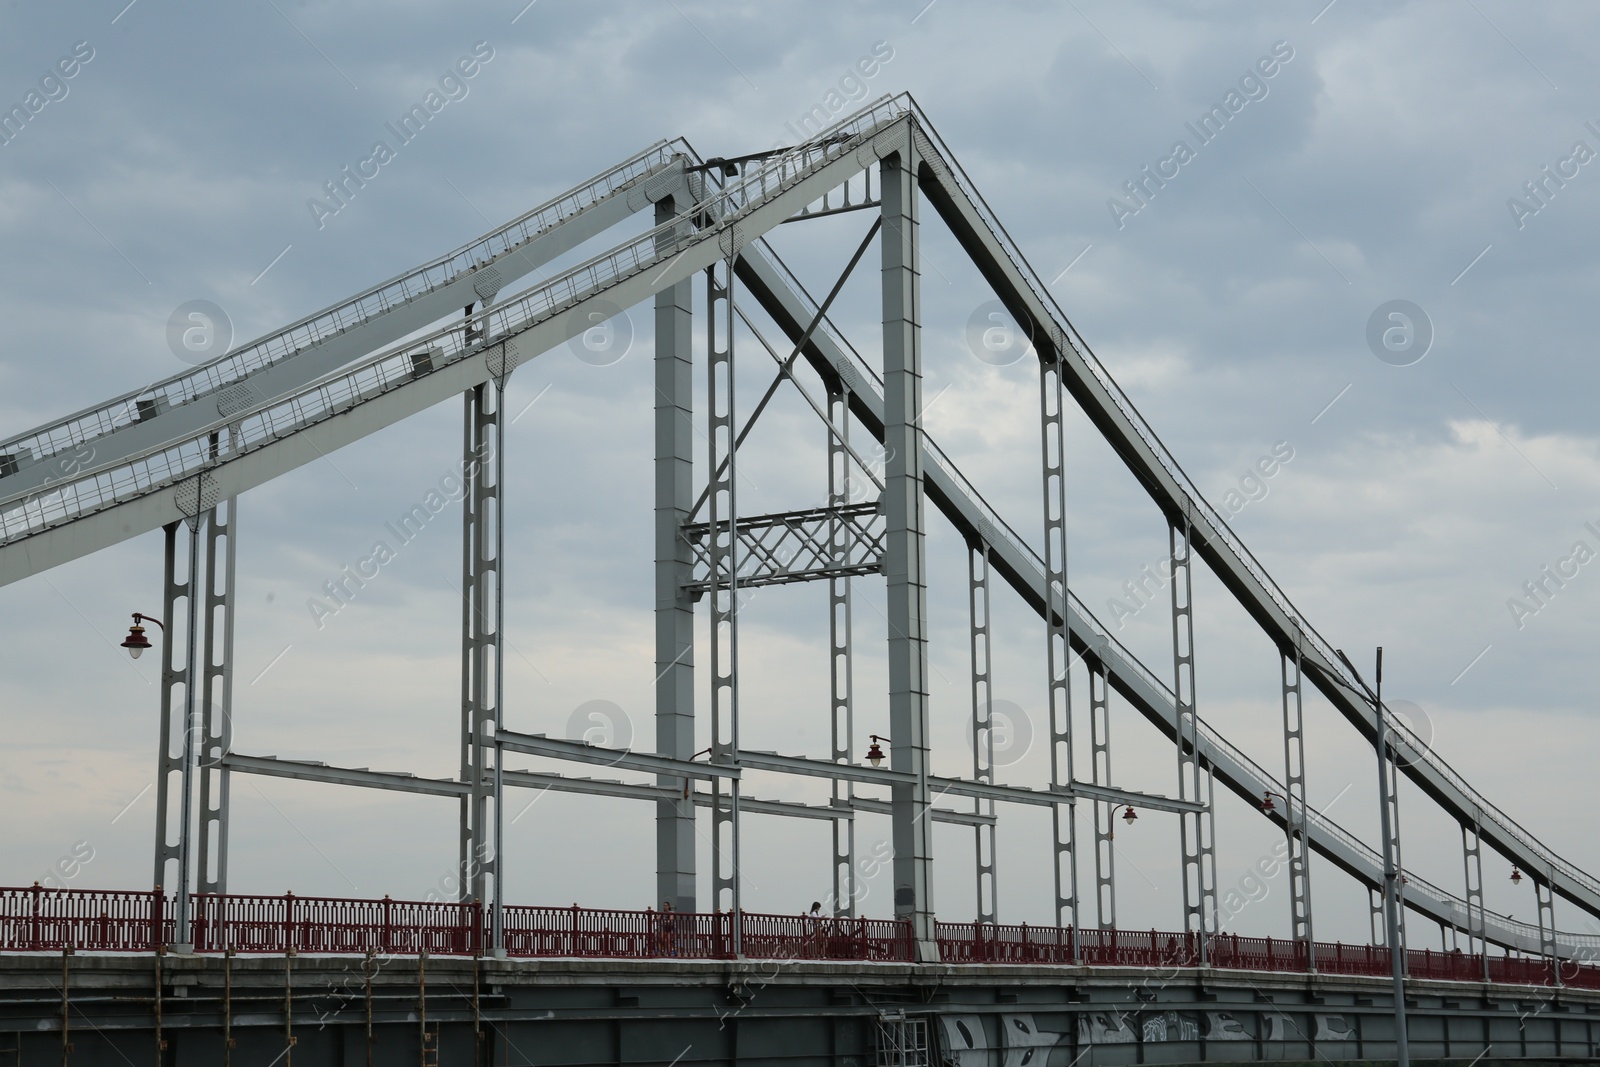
[2,884,1595,993]
[0,885,170,952]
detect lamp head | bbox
[121,618,152,660]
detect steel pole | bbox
[491,381,506,955]
[175,518,202,947]
[1374,647,1409,1067]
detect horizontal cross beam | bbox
[223,753,989,826]
[736,749,1205,815]
[681,503,884,592]
[495,729,740,781]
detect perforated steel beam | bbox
[1463,815,1490,980]
[1281,638,1313,952]
[1040,353,1078,948]
[968,542,996,925]
[1171,517,1217,958]
[152,474,215,947]
[197,494,237,895]
[458,380,501,913]
[827,382,857,919]
[706,255,742,939]
[1089,660,1115,930]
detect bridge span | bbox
[3,95,1598,1064]
[4,942,1600,1066]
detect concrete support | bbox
[879,143,937,960]
[459,382,501,913]
[1171,517,1217,958]
[827,383,857,918]
[968,542,996,925]
[655,194,698,914]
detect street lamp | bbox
[866,735,889,768]
[120,612,164,659]
[1510,867,1524,886]
[1121,805,1138,826]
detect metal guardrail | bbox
[2,884,1589,986]
[0,140,693,479]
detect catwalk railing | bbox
[0,102,907,548]
[0,138,691,481]
[2,886,1592,988]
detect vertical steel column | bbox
[655,195,698,915]
[1281,635,1314,954]
[152,523,186,903]
[1373,649,1410,1067]
[1462,815,1489,981]
[1040,349,1078,950]
[706,257,743,939]
[1537,873,1559,981]
[458,382,500,909]
[1369,885,1387,946]
[1372,693,1408,962]
[968,542,996,925]
[827,383,857,918]
[1089,661,1116,930]
[1171,517,1217,958]
[198,496,237,895]
[880,141,937,960]
[154,469,216,948]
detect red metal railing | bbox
[3,885,1596,990]
[0,885,171,952]
[192,893,482,956]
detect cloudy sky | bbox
[2,0,1598,948]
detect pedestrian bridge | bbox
[2,94,1596,1065]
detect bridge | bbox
[1,94,1597,1066]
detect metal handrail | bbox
[0,101,909,547]
[902,97,1600,908]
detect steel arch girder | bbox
[730,243,1576,958]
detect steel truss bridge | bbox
[2,94,1599,1064]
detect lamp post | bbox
[124,544,203,951]
[1335,646,1409,1067]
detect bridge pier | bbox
[6,952,1599,1066]
[655,189,699,916]
[879,140,937,961]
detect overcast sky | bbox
[2,0,1598,947]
